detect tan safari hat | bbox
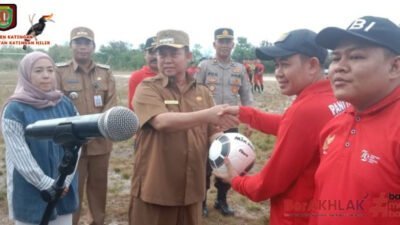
[155,29,189,49]
[70,26,94,42]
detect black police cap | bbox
[145,36,156,50]
[256,29,328,64]
[316,16,400,54]
[214,28,234,40]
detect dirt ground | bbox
[0,74,291,225]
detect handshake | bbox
[205,104,240,132]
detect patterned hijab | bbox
[1,51,63,120]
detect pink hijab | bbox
[1,51,63,119]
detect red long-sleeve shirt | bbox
[128,66,157,110]
[232,80,346,225]
[311,87,400,225]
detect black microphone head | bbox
[98,106,139,141]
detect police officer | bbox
[56,26,118,225]
[196,28,253,216]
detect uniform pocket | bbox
[229,76,242,95]
[205,75,219,94]
[62,79,83,92]
[61,79,83,104]
[93,79,108,91]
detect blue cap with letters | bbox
[256,29,328,63]
[316,16,400,54]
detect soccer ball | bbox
[209,133,256,176]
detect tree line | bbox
[0,37,275,72]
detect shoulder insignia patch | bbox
[56,62,70,67]
[96,63,111,69]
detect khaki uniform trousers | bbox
[129,197,202,225]
[73,152,110,225]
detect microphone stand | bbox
[39,123,86,225]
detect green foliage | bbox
[231,37,275,74]
[0,36,279,71]
[95,41,142,71]
[259,40,273,47]
[232,37,256,62]
[258,40,275,73]
[192,44,203,64]
[0,57,18,71]
[0,46,26,59]
[0,42,145,71]
[0,46,25,70]
[48,43,71,63]
[262,61,275,73]
[130,49,145,70]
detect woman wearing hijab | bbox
[1,51,79,225]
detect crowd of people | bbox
[243,59,265,93]
[1,15,400,225]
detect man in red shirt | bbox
[128,36,158,110]
[215,29,347,225]
[311,16,400,225]
[253,59,264,93]
[186,61,199,77]
[243,60,254,92]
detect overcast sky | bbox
[3,0,400,54]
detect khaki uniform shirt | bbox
[56,60,117,155]
[196,59,253,106]
[131,74,216,206]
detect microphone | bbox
[25,106,139,142]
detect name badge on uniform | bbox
[233,66,241,73]
[206,76,218,83]
[94,95,103,107]
[164,100,179,105]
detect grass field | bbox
[0,71,292,225]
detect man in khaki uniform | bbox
[129,29,238,225]
[56,26,117,225]
[195,28,253,216]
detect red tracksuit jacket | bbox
[232,80,346,225]
[311,87,400,225]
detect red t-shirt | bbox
[128,66,157,110]
[311,87,400,225]
[186,66,199,77]
[232,80,346,225]
[255,63,265,76]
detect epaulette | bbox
[142,75,159,83]
[196,81,209,88]
[231,61,241,67]
[56,62,70,67]
[96,63,111,70]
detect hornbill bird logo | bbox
[22,14,54,50]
